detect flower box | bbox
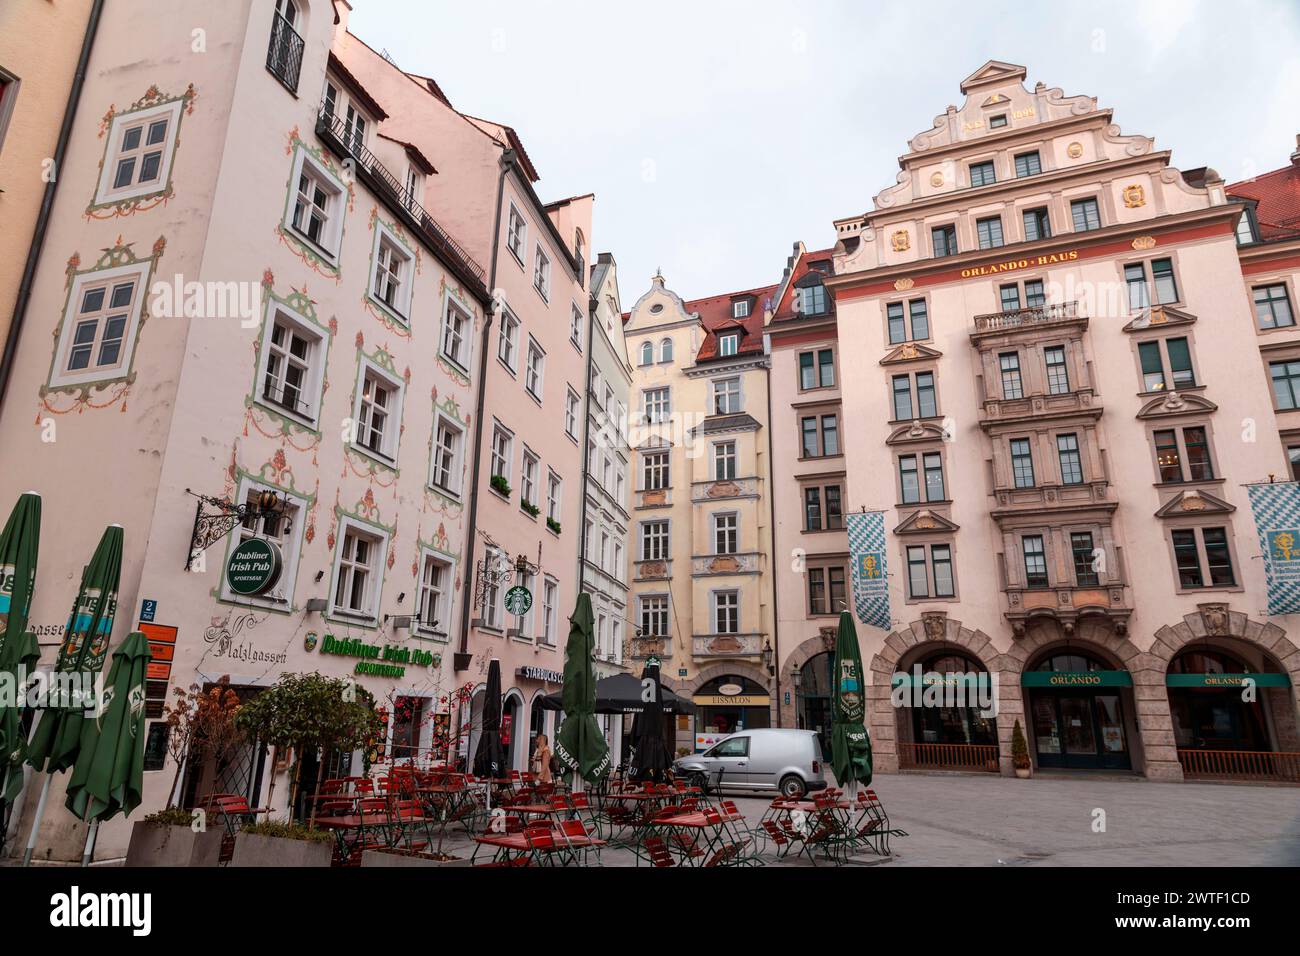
[229,830,333,867]
[125,821,224,868]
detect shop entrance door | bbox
[1030,692,1131,770]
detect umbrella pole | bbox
[81,818,99,867]
[20,773,53,867]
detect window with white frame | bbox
[565,388,581,439]
[506,203,527,263]
[352,362,403,462]
[718,333,739,357]
[430,414,464,495]
[0,68,19,156]
[613,541,624,580]
[714,590,740,633]
[642,450,670,490]
[222,481,305,607]
[541,577,559,644]
[660,338,674,363]
[331,521,386,620]
[402,166,423,214]
[733,300,750,319]
[95,100,183,204]
[491,424,513,486]
[416,551,453,636]
[601,454,612,491]
[258,304,326,425]
[713,441,737,480]
[713,377,741,414]
[497,308,520,372]
[640,595,669,637]
[481,546,504,628]
[614,469,625,506]
[525,337,545,400]
[599,532,610,573]
[521,448,539,508]
[547,471,562,522]
[52,265,149,387]
[370,232,414,318]
[641,520,669,561]
[571,303,584,349]
[513,570,535,637]
[322,79,370,154]
[441,297,472,370]
[534,245,551,300]
[643,387,670,424]
[639,341,654,366]
[713,513,738,555]
[287,152,344,257]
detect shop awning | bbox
[1021,671,1133,688]
[1165,673,1291,688]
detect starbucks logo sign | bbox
[504,585,532,616]
[225,539,283,596]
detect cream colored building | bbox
[624,274,777,753]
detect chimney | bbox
[1291,134,1300,165]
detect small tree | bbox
[1011,719,1031,771]
[234,672,383,820]
[163,676,244,809]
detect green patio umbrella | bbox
[0,630,40,802]
[22,524,123,866]
[554,593,610,791]
[0,491,41,806]
[65,630,151,865]
[831,611,873,796]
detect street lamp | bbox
[790,663,802,691]
[761,638,773,674]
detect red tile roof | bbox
[1228,162,1300,242]
[685,284,777,362]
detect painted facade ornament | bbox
[1122,184,1146,208]
[1067,141,1084,159]
[1132,235,1157,251]
[87,84,198,221]
[1180,494,1205,512]
[929,172,944,187]
[890,230,911,252]
[893,277,915,292]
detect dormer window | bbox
[732,300,750,319]
[797,282,828,316]
[718,333,739,357]
[322,78,371,155]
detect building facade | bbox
[814,61,1300,781]
[624,274,778,754]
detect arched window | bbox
[908,651,997,748]
[1169,648,1252,674]
[639,341,654,366]
[660,338,674,363]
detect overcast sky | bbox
[349,0,1300,303]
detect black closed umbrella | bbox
[472,658,507,780]
[627,662,673,785]
[542,672,696,716]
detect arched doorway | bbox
[896,649,999,772]
[528,693,549,773]
[502,691,522,771]
[1023,649,1135,771]
[794,652,834,762]
[1167,646,1282,762]
[693,674,770,749]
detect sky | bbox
[348,0,1300,304]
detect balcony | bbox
[990,479,1115,517]
[979,387,1101,427]
[971,301,1086,339]
[315,109,487,297]
[1004,583,1132,637]
[266,13,305,94]
[693,633,765,659]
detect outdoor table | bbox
[416,785,479,835]
[471,824,608,867]
[761,798,855,865]
[315,803,401,864]
[598,790,674,843]
[644,810,752,867]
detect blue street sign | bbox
[140,599,157,623]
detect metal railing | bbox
[973,300,1081,333]
[1177,748,1300,783]
[266,13,305,93]
[898,742,1000,772]
[315,108,487,290]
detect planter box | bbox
[361,847,470,868]
[230,831,334,867]
[125,822,224,868]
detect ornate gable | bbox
[894,510,960,535]
[1154,489,1236,519]
[886,419,950,446]
[880,341,943,366]
[1136,391,1218,420]
[1122,306,1198,334]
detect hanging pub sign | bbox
[1246,481,1300,615]
[846,511,890,630]
[225,538,282,596]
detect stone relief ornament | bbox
[1132,236,1157,251]
[1123,184,1147,208]
[930,172,945,187]
[1200,604,1230,637]
[922,613,947,641]
[894,277,915,292]
[1067,142,1084,159]
[891,230,911,252]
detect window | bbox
[1272,360,1300,409]
[370,233,412,317]
[803,485,843,531]
[223,481,304,606]
[1254,284,1295,330]
[976,216,1005,250]
[799,349,836,389]
[431,415,464,495]
[506,203,528,261]
[798,284,828,315]
[639,341,654,366]
[733,300,750,318]
[1010,438,1035,488]
[642,450,670,490]
[546,471,562,522]
[714,591,740,634]
[332,522,385,619]
[640,596,669,637]
[498,309,520,371]
[643,387,670,424]
[565,388,580,439]
[0,69,16,155]
[1171,527,1236,588]
[1000,284,1021,313]
[714,513,738,554]
[491,424,513,485]
[660,338,674,363]
[525,338,545,400]
[1022,535,1048,588]
[441,298,472,369]
[96,101,183,203]
[481,547,504,628]
[969,161,996,187]
[520,449,539,508]
[259,309,324,423]
[417,553,452,634]
[932,225,958,258]
[718,333,739,357]
[899,453,944,503]
[988,113,1008,129]
[1044,346,1070,394]
[353,363,402,462]
[1071,533,1099,587]
[1014,151,1042,177]
[809,566,848,614]
[1022,207,1051,242]
[1138,337,1195,392]
[390,696,427,760]
[402,166,423,214]
[571,303,584,349]
[999,352,1023,399]
[533,246,550,300]
[613,542,624,580]
[1024,280,1046,309]
[891,372,937,420]
[887,299,929,344]
[322,81,369,154]
[641,521,669,561]
[713,377,741,414]
[907,544,955,599]
[1057,433,1084,484]
[288,157,343,255]
[892,375,911,420]
[1154,426,1214,482]
[1126,258,1179,310]
[800,414,839,458]
[713,441,737,479]
[1070,198,1101,232]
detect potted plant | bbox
[230,820,335,867]
[521,500,540,518]
[1011,719,1032,778]
[490,474,511,497]
[125,807,225,867]
[546,516,561,535]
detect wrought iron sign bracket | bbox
[183,488,281,571]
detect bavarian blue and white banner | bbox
[1247,481,1300,615]
[846,511,890,630]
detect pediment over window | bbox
[880,342,943,366]
[636,435,674,451]
[1121,306,1197,334]
[894,509,960,534]
[886,419,949,446]
[1154,489,1236,519]
[1136,390,1218,420]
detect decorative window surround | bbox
[89,85,196,218]
[254,294,329,430]
[282,143,348,268]
[366,218,417,324]
[327,515,391,626]
[218,476,309,612]
[349,350,406,468]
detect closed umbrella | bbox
[0,491,41,810]
[831,611,873,799]
[627,661,671,785]
[554,593,610,793]
[0,631,40,801]
[64,630,151,865]
[22,524,123,866]
[472,658,506,812]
